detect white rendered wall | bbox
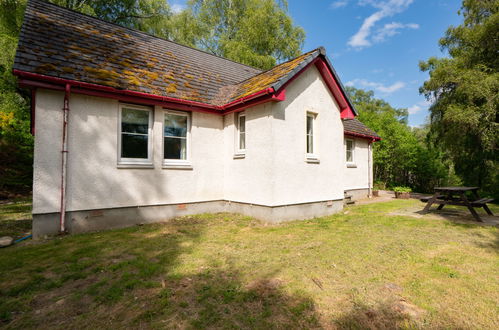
[270,66,345,204]
[343,137,371,190]
[33,66,366,214]
[33,89,224,214]
[223,104,275,205]
[223,66,346,206]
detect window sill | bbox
[346,163,357,168]
[163,160,193,170]
[117,162,154,169]
[233,152,246,159]
[305,155,320,164]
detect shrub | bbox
[393,186,412,193]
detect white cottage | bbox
[15,0,380,237]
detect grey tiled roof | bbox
[15,0,376,141]
[14,0,262,105]
[343,119,380,139]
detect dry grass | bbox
[0,199,498,329]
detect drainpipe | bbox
[368,141,372,198]
[59,84,71,233]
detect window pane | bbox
[239,115,246,133]
[347,140,353,151]
[165,113,187,137]
[307,115,313,135]
[239,132,245,150]
[121,134,148,159]
[307,135,313,153]
[122,108,149,134]
[346,150,353,162]
[164,137,187,160]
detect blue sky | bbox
[287,0,463,126]
[170,0,463,126]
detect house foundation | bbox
[32,199,344,238]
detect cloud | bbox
[346,78,406,94]
[373,22,419,42]
[171,3,186,14]
[408,100,431,114]
[347,0,416,49]
[330,0,349,9]
[407,104,422,114]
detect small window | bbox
[236,112,246,153]
[346,139,355,164]
[164,111,189,163]
[306,113,315,155]
[119,105,153,165]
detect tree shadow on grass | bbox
[334,299,424,330]
[0,215,321,329]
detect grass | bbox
[0,199,498,329]
[0,198,32,238]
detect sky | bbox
[287,0,463,126]
[170,0,464,126]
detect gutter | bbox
[14,70,285,116]
[344,131,381,142]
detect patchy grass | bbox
[0,200,498,329]
[0,198,32,238]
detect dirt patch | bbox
[389,205,499,226]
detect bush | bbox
[393,186,412,193]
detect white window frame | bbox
[345,138,356,167]
[235,111,246,157]
[118,104,154,167]
[163,109,191,168]
[306,112,319,162]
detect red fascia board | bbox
[314,59,355,119]
[14,70,222,110]
[344,131,381,142]
[18,78,221,114]
[222,88,275,109]
[14,70,286,114]
[223,89,286,114]
[273,57,356,120]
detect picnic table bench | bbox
[420,187,494,222]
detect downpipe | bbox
[59,84,71,233]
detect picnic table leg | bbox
[471,190,494,216]
[422,192,439,213]
[482,204,494,216]
[437,192,451,210]
[460,192,483,222]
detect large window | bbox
[236,112,246,153]
[164,110,190,164]
[119,105,153,165]
[346,139,355,164]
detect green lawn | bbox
[0,200,498,329]
[0,198,32,238]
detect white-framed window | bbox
[118,104,153,166]
[306,112,318,161]
[346,138,355,165]
[235,112,246,156]
[163,110,191,166]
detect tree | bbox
[0,0,32,195]
[169,0,305,70]
[49,0,173,36]
[346,87,452,192]
[419,0,498,197]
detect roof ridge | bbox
[29,0,263,72]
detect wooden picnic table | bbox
[420,186,494,222]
